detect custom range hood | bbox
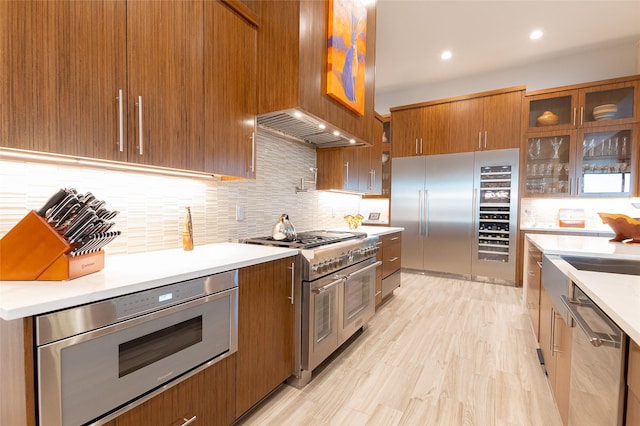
[252,0,377,148]
[257,109,366,148]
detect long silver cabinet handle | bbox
[580,106,584,126]
[312,277,344,294]
[345,261,382,279]
[478,132,482,150]
[484,131,487,149]
[415,138,419,154]
[288,262,295,305]
[560,295,619,348]
[420,138,423,154]
[116,89,124,152]
[252,131,256,172]
[387,257,399,263]
[390,236,399,241]
[472,188,478,239]
[573,107,577,126]
[345,162,349,185]
[136,96,144,155]
[182,416,197,426]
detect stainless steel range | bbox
[244,230,380,387]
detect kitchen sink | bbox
[561,255,640,276]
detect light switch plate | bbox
[236,205,245,221]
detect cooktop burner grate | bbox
[243,230,366,249]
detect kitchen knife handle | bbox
[288,262,295,305]
[117,89,124,152]
[136,96,144,155]
[36,188,67,217]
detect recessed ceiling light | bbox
[293,111,303,118]
[349,139,356,144]
[441,50,452,60]
[530,29,543,40]
[318,124,326,129]
[333,130,341,136]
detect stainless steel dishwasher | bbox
[561,283,627,426]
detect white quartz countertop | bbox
[526,233,640,344]
[0,243,298,320]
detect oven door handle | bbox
[344,261,382,280]
[312,276,344,294]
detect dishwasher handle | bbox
[560,295,620,348]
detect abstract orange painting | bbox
[326,0,367,116]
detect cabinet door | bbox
[525,90,579,132]
[204,0,257,178]
[236,257,295,417]
[539,286,556,386]
[483,91,522,150]
[1,0,126,160]
[422,103,450,155]
[576,125,637,197]
[449,97,483,153]
[115,355,236,426]
[126,0,204,171]
[526,246,542,341]
[390,108,423,157]
[579,81,639,128]
[523,131,575,197]
[343,148,361,191]
[554,314,573,426]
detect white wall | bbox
[375,39,640,114]
[0,132,363,255]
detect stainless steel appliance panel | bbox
[471,148,519,282]
[390,156,426,270]
[339,259,378,344]
[37,274,238,426]
[561,284,626,426]
[423,152,474,276]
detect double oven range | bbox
[244,230,380,387]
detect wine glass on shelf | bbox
[551,137,563,160]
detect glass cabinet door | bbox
[524,132,573,196]
[580,83,637,128]
[577,126,635,196]
[526,90,578,132]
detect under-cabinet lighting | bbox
[0,147,217,180]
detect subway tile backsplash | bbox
[0,131,361,255]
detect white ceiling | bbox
[375,0,640,94]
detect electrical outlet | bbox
[236,205,245,221]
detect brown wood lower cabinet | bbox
[114,354,236,426]
[375,232,402,307]
[236,256,295,417]
[524,240,542,341]
[628,340,640,426]
[539,285,572,426]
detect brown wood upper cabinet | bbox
[204,0,257,179]
[2,0,257,178]
[525,77,639,132]
[449,89,523,152]
[391,103,450,157]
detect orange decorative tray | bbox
[598,213,640,244]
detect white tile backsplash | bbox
[0,131,361,255]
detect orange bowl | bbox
[598,213,640,243]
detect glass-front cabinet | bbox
[525,80,638,132]
[524,125,637,197]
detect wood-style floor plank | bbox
[237,273,562,426]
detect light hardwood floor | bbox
[237,272,563,426]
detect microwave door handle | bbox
[345,261,382,280]
[312,277,344,294]
[560,295,619,348]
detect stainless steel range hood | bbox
[257,109,368,148]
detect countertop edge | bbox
[0,243,299,321]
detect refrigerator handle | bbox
[472,187,479,239]
[424,190,429,237]
[418,190,423,236]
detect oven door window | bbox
[119,316,203,377]
[343,273,373,325]
[314,290,336,344]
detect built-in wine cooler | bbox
[473,150,519,283]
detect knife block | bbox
[0,210,104,280]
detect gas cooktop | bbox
[243,230,366,249]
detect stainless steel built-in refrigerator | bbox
[390,148,519,283]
